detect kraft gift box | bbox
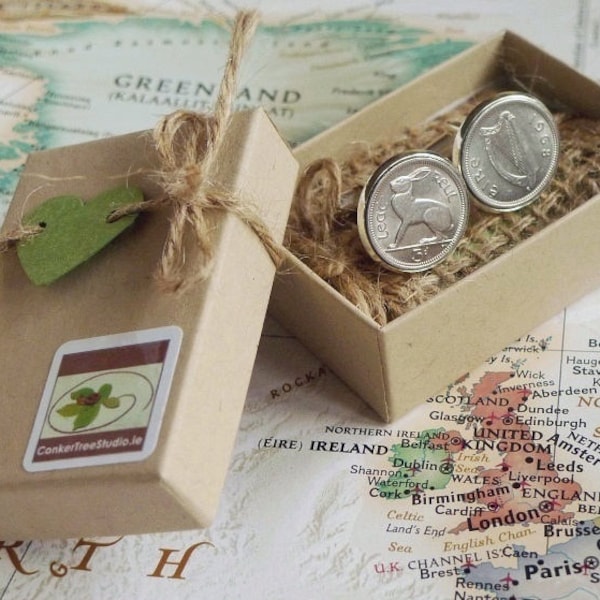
[0,108,298,539]
[271,31,600,422]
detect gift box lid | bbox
[0,107,298,539]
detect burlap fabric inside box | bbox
[287,93,600,326]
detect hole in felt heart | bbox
[39,222,47,228]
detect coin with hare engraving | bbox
[453,92,559,212]
[357,152,469,273]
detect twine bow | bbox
[1,10,283,293]
[111,10,282,293]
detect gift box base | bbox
[271,31,600,422]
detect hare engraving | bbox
[388,167,454,249]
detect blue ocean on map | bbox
[0,16,471,216]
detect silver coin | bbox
[453,92,559,212]
[357,152,469,273]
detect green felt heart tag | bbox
[17,186,142,285]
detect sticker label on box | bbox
[23,326,183,472]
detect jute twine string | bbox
[1,11,281,293]
[0,224,43,253]
[110,10,284,293]
[286,91,600,325]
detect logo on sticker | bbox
[24,326,182,472]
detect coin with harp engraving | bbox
[453,92,559,212]
[357,152,469,273]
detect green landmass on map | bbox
[378,428,455,497]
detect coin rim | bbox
[357,151,470,273]
[453,92,560,212]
